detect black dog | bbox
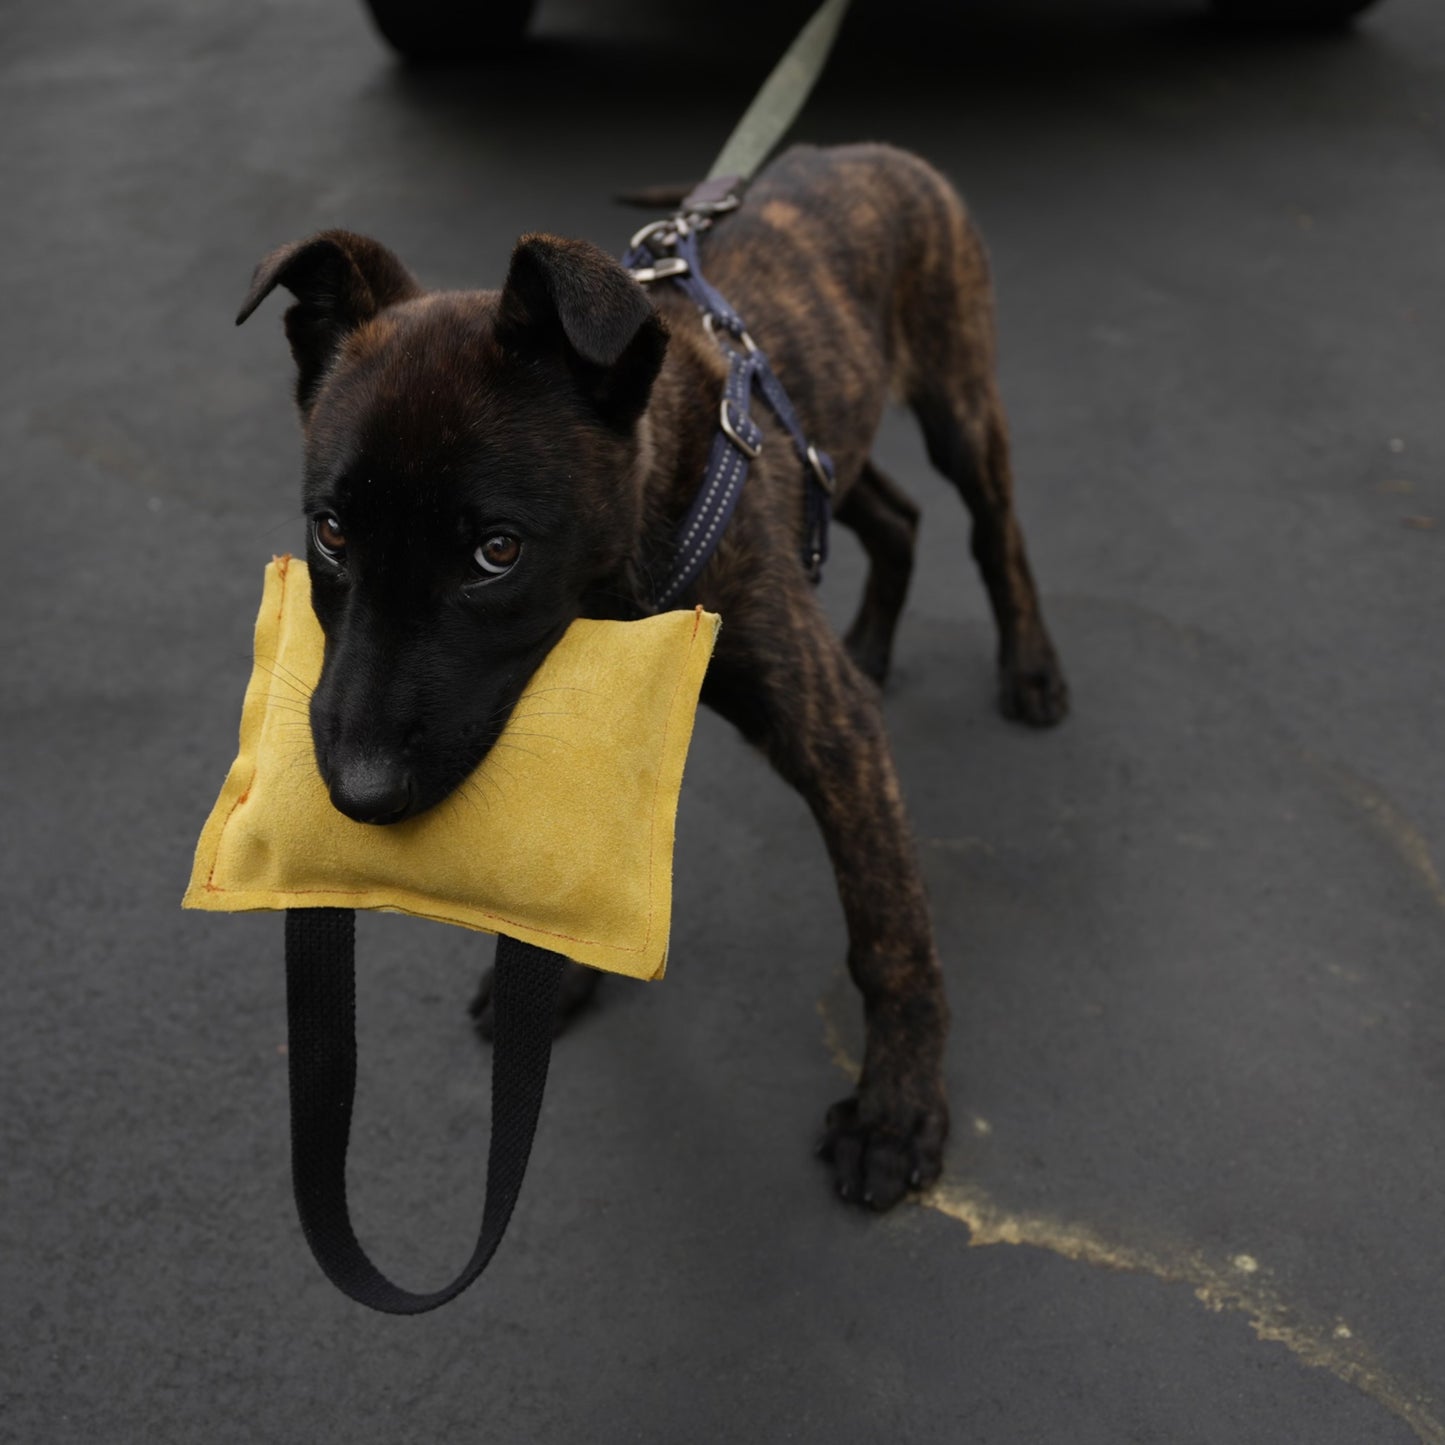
[238,143,1067,1211]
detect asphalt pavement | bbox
[3,0,1444,1440]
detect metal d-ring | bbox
[806,444,835,494]
[702,311,758,354]
[720,398,762,459]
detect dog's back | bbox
[667,145,997,496]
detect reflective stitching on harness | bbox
[658,441,747,608]
[623,210,833,609]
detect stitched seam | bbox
[205,556,294,892]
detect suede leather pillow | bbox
[185,557,720,980]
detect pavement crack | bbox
[921,1182,1443,1445]
[1307,752,1445,921]
[817,989,1445,1445]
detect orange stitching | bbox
[273,553,291,623]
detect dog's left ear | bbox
[498,234,668,430]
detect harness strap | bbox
[624,222,835,607]
[285,908,565,1315]
[655,349,762,609]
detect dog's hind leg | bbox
[834,460,919,686]
[702,577,949,1210]
[901,198,1068,726]
[912,377,1069,726]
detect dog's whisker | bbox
[279,749,321,787]
[504,711,582,728]
[465,772,504,813]
[490,741,553,763]
[515,685,596,700]
[260,511,308,540]
[258,680,312,706]
[262,657,319,696]
[475,753,518,794]
[451,778,490,826]
[471,768,504,803]
[464,768,495,803]
[499,729,572,748]
[254,659,316,702]
[254,653,306,682]
[465,751,523,797]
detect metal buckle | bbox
[806,444,835,494]
[702,312,758,353]
[720,398,761,459]
[627,216,680,252]
[629,256,690,284]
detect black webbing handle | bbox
[284,908,566,1314]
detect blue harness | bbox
[622,184,836,611]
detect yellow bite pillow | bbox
[184,556,720,980]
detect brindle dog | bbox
[237,142,1067,1212]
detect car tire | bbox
[1208,0,1382,29]
[362,0,537,62]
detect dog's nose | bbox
[329,760,414,824]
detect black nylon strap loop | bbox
[284,908,566,1315]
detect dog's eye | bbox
[313,515,346,560]
[473,534,521,576]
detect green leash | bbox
[708,0,854,185]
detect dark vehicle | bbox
[363,0,1384,62]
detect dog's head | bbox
[238,229,668,823]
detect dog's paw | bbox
[469,956,602,1040]
[818,1093,948,1211]
[999,646,1069,728]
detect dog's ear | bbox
[236,230,422,413]
[498,234,668,430]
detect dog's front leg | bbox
[704,593,950,1210]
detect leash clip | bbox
[680,176,746,215]
[629,256,691,284]
[628,216,680,252]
